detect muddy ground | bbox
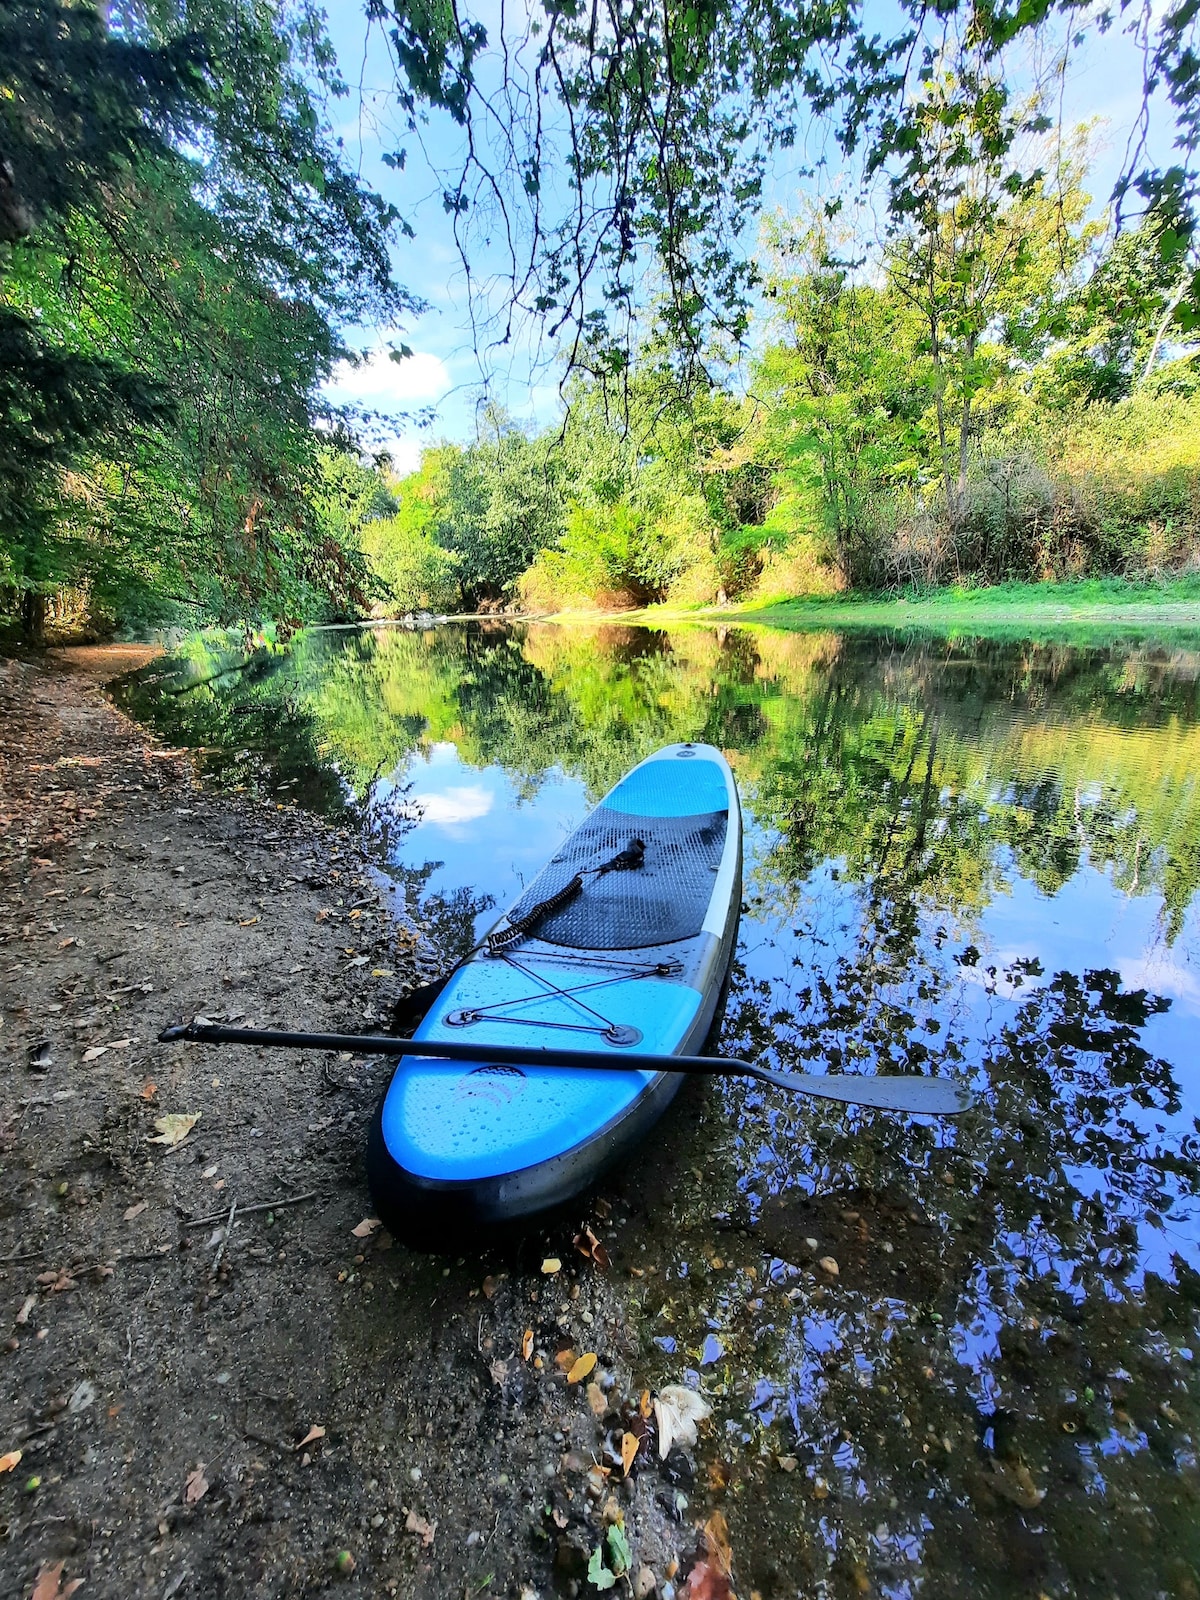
[0,648,721,1600]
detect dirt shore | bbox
[0,648,710,1600]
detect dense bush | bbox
[847,389,1200,591]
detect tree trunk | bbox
[958,334,976,497]
[929,316,954,518]
[21,590,46,643]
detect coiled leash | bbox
[484,836,646,954]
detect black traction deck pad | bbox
[507,805,727,949]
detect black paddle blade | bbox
[745,1062,974,1115]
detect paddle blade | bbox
[753,1065,974,1116]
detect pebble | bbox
[633,1566,658,1598]
[818,1256,840,1277]
[408,1466,422,1482]
[371,1513,384,1528]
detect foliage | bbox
[363,420,568,612]
[0,0,408,639]
[359,449,461,613]
[369,0,1200,381]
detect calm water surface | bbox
[122,621,1200,1599]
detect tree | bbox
[1,1,410,638]
[883,77,1094,530]
[748,216,926,585]
[1027,203,1200,407]
[366,0,1200,384]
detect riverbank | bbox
[621,575,1200,639]
[0,647,708,1600]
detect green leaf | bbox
[587,1545,617,1590]
[606,1523,632,1576]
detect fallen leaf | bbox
[16,1294,36,1326]
[105,1038,132,1049]
[237,917,259,928]
[0,1449,21,1473]
[83,1046,107,1062]
[521,1328,534,1361]
[68,1380,96,1414]
[405,1509,437,1547]
[541,1256,561,1275]
[685,1509,735,1600]
[554,1348,577,1373]
[567,1352,597,1384]
[140,1081,157,1100]
[620,1432,640,1476]
[488,1357,511,1386]
[351,1217,381,1239]
[777,1455,798,1472]
[149,1112,201,1148]
[586,1381,607,1417]
[588,1545,618,1591]
[184,1464,209,1504]
[371,968,393,978]
[57,937,76,950]
[123,1200,147,1221]
[30,1560,84,1600]
[37,1269,76,1292]
[639,1389,652,1419]
[985,1457,1046,1508]
[653,1385,711,1459]
[295,1424,326,1450]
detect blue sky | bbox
[318,3,1178,471]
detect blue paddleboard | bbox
[366,743,742,1238]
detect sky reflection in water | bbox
[123,621,1200,1599]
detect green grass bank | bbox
[621,576,1200,642]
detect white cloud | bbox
[409,785,494,827]
[373,433,426,476]
[325,346,452,408]
[1119,956,1200,1008]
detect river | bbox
[120,619,1200,1599]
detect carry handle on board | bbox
[159,1018,976,1116]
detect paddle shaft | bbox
[159,1019,972,1115]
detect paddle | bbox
[159,1019,975,1116]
